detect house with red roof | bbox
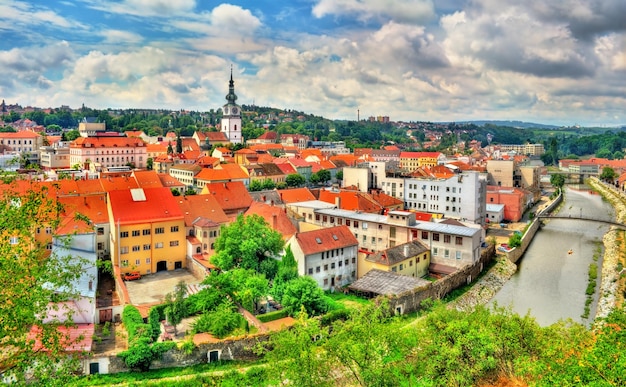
[287,225,358,290]
[399,151,445,171]
[200,181,253,219]
[234,148,259,165]
[278,187,316,204]
[245,201,297,241]
[70,136,148,171]
[195,163,249,189]
[247,131,278,145]
[108,187,186,276]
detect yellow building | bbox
[358,239,430,279]
[399,151,443,171]
[108,187,186,275]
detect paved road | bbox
[124,269,201,305]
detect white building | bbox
[220,70,243,144]
[288,225,359,290]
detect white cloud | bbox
[100,30,143,44]
[0,1,87,30]
[85,0,196,17]
[312,0,435,23]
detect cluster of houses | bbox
[5,75,626,374]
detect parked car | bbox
[123,271,141,281]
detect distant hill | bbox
[452,120,560,129]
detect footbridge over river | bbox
[536,214,626,230]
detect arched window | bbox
[196,247,201,254]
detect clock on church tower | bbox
[220,68,242,144]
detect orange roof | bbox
[176,194,229,227]
[70,137,146,148]
[56,194,109,234]
[196,168,233,182]
[0,131,41,138]
[109,187,183,225]
[278,187,316,203]
[318,190,383,213]
[274,162,297,175]
[125,130,143,138]
[245,201,297,240]
[257,154,274,164]
[370,190,404,208]
[202,182,253,213]
[147,143,168,153]
[329,154,359,166]
[217,163,249,179]
[132,170,164,188]
[100,175,139,192]
[158,173,185,188]
[75,179,107,195]
[294,225,358,255]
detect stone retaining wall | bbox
[385,244,495,314]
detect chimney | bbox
[272,213,278,229]
[403,244,410,257]
[335,196,341,208]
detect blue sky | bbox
[0,0,624,126]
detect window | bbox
[98,242,104,250]
[143,229,151,236]
[315,214,320,221]
[338,261,342,267]
[444,235,451,243]
[171,226,179,232]
[362,235,366,242]
[362,222,368,229]
[392,266,397,272]
[132,230,140,237]
[371,237,376,244]
[323,216,327,222]
[456,251,462,260]
[352,257,356,264]
[346,220,351,226]
[155,242,164,249]
[444,249,450,258]
[330,217,334,223]
[132,245,140,252]
[308,268,313,275]
[120,231,129,238]
[155,227,165,234]
[390,227,396,238]
[345,259,349,265]
[316,266,320,273]
[432,233,440,241]
[135,259,141,265]
[455,237,463,245]
[121,260,129,267]
[170,240,179,247]
[409,260,413,266]
[97,227,104,235]
[433,247,438,256]
[324,264,328,271]
[331,263,335,269]
[353,221,358,228]
[337,218,343,225]
[399,264,404,270]
[324,278,329,286]
[120,246,129,254]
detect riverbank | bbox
[587,178,626,319]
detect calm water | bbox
[490,187,615,326]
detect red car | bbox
[123,271,141,281]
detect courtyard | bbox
[123,269,202,305]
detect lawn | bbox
[325,291,372,310]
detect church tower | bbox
[221,68,242,144]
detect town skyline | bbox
[1,1,624,127]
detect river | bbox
[489,186,616,326]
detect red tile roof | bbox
[70,136,146,148]
[245,202,297,240]
[109,187,183,225]
[176,194,230,227]
[202,181,253,214]
[318,190,383,213]
[100,175,140,192]
[132,170,165,188]
[278,187,316,203]
[29,324,94,353]
[294,225,358,255]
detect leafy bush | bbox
[122,305,148,342]
[257,309,289,323]
[192,301,244,338]
[148,307,162,341]
[508,232,522,248]
[117,338,175,372]
[185,288,222,315]
[320,308,350,326]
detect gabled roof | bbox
[70,136,146,148]
[260,163,285,176]
[329,154,359,167]
[132,170,165,188]
[109,187,183,225]
[366,240,429,266]
[274,162,297,175]
[318,189,383,214]
[257,131,278,140]
[288,157,313,168]
[158,173,185,188]
[57,195,109,234]
[278,187,316,203]
[176,194,229,227]
[294,225,358,255]
[245,201,297,240]
[100,175,140,192]
[202,181,253,213]
[370,190,403,208]
[196,164,249,182]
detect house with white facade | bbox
[288,225,359,290]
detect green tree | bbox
[550,173,565,190]
[261,178,276,190]
[167,142,174,155]
[286,173,306,187]
[249,180,263,192]
[146,157,154,171]
[335,169,343,181]
[176,132,183,154]
[0,184,91,383]
[599,166,617,182]
[281,276,328,317]
[317,169,331,184]
[271,245,299,302]
[62,129,80,141]
[212,214,284,272]
[164,281,188,336]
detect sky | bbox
[0,1,624,127]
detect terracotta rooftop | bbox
[109,187,183,225]
[245,201,297,240]
[278,187,316,203]
[294,225,358,256]
[202,181,253,213]
[176,194,230,227]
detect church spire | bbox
[225,65,237,104]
